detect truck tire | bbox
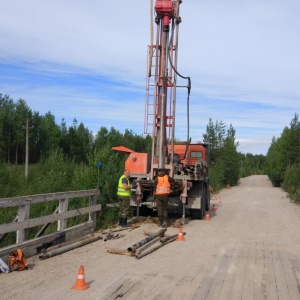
[189,208,203,219]
[204,182,210,212]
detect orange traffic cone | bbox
[176,227,185,241]
[71,265,90,291]
[204,211,211,221]
[211,204,217,212]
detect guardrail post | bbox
[89,195,97,230]
[17,204,30,243]
[58,199,68,231]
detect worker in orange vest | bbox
[153,168,176,228]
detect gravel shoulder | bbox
[1,175,300,300]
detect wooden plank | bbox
[120,280,145,300]
[254,242,267,300]
[192,277,213,300]
[105,273,174,299]
[241,242,256,300]
[131,273,159,298]
[281,252,300,300]
[142,274,175,299]
[0,189,100,207]
[89,195,97,231]
[99,274,145,300]
[171,264,206,299]
[280,251,300,300]
[264,248,278,299]
[228,242,249,300]
[0,204,101,234]
[171,274,197,299]
[107,248,140,256]
[215,243,241,300]
[16,204,30,243]
[155,275,177,300]
[272,250,295,300]
[204,252,233,300]
[58,199,68,230]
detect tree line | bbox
[5,93,294,200]
[4,93,298,198]
[0,93,267,197]
[266,113,300,202]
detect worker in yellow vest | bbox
[117,169,132,227]
[153,168,176,228]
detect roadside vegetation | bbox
[266,113,300,202]
[1,94,299,245]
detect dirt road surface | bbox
[1,175,300,300]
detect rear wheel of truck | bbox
[189,208,203,219]
[204,181,210,212]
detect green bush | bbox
[282,165,300,203]
[209,162,225,192]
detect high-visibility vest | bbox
[156,175,171,195]
[117,175,131,196]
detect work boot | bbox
[158,217,164,227]
[161,218,168,228]
[122,217,131,228]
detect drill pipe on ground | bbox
[136,231,186,260]
[41,234,96,254]
[127,228,167,252]
[106,248,140,256]
[160,232,186,243]
[39,235,100,260]
[143,231,170,237]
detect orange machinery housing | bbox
[125,152,151,175]
[124,144,207,175]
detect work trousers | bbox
[118,196,130,217]
[156,194,169,218]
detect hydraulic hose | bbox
[168,19,191,163]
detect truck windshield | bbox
[191,152,203,158]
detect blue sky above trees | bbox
[0,0,299,155]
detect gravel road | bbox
[1,175,300,300]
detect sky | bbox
[0,0,299,155]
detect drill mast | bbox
[145,0,182,178]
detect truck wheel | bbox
[204,183,210,212]
[189,208,202,219]
[201,193,206,218]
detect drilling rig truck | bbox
[114,0,210,222]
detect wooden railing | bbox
[0,189,100,260]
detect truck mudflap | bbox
[185,180,210,219]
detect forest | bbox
[0,94,299,234]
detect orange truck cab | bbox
[169,143,207,167]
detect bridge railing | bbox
[0,189,100,261]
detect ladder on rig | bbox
[144,45,174,139]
